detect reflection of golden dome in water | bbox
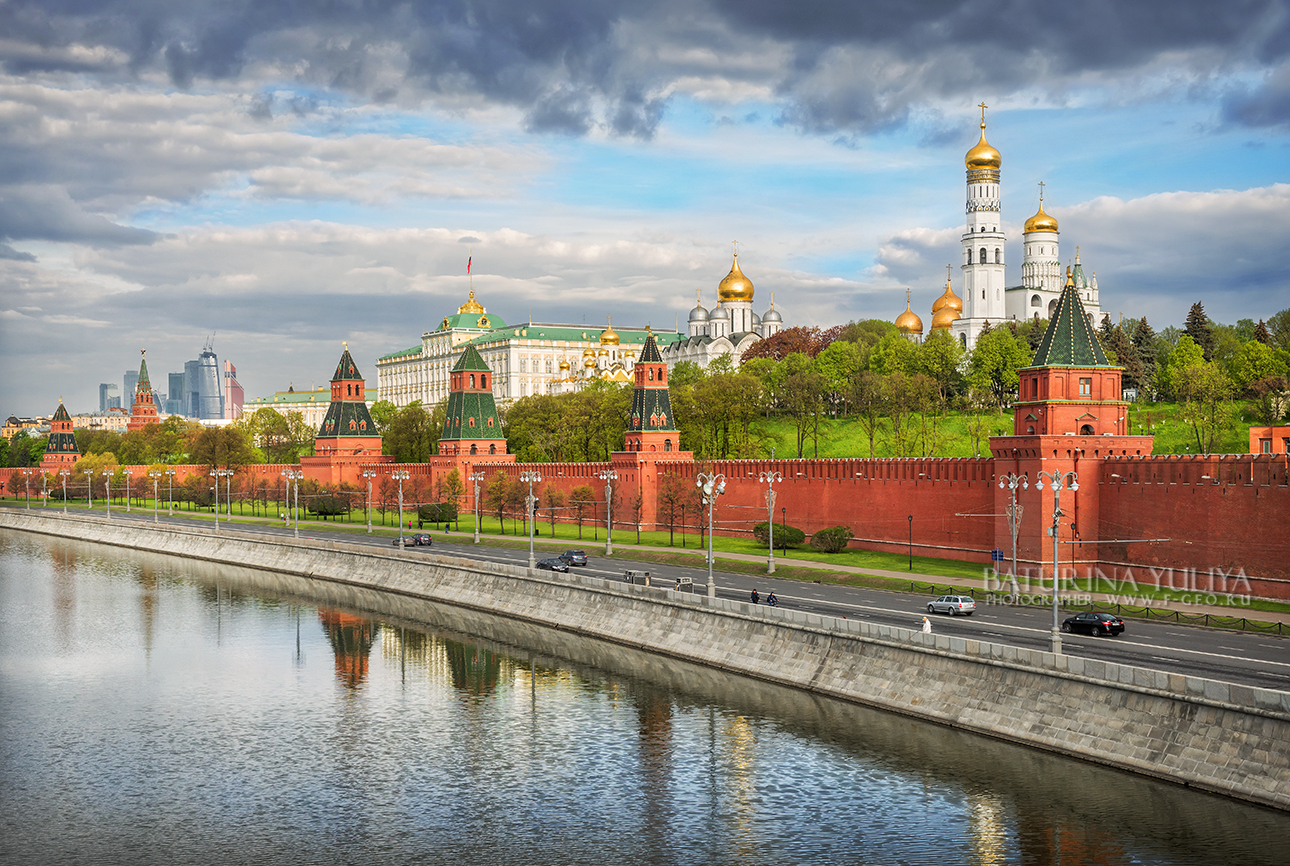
[895,299,923,335]
[599,317,620,345]
[718,253,754,302]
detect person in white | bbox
[921,617,932,634]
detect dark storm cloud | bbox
[1222,62,1290,128]
[0,187,158,247]
[2,0,1286,138]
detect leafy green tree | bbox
[814,340,863,416]
[1174,359,1235,454]
[543,484,566,536]
[654,474,694,546]
[384,400,439,462]
[870,332,919,376]
[569,483,595,540]
[1252,377,1290,425]
[368,400,399,433]
[439,468,465,529]
[1227,340,1288,394]
[849,370,887,457]
[967,327,1032,408]
[1155,336,1205,401]
[916,329,964,402]
[308,494,350,520]
[1266,308,1290,352]
[1102,325,1144,391]
[189,426,256,471]
[780,353,826,458]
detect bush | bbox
[752,521,805,549]
[418,502,458,523]
[810,525,854,553]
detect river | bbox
[1,528,1286,865]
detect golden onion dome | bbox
[718,252,755,302]
[583,355,597,368]
[895,299,923,335]
[599,317,620,345]
[582,347,596,357]
[1024,201,1058,234]
[931,266,963,315]
[931,304,960,331]
[458,287,485,315]
[964,120,1001,171]
[558,359,570,371]
[597,347,610,356]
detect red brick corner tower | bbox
[313,343,382,457]
[41,399,81,472]
[126,349,159,432]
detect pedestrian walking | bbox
[750,589,760,604]
[921,616,932,634]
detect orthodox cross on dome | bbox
[1038,180,1045,203]
[905,287,911,305]
[946,263,952,282]
[978,101,987,124]
[733,239,738,257]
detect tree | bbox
[543,485,566,537]
[485,472,515,534]
[870,332,919,376]
[810,525,854,553]
[916,329,964,403]
[1102,325,1144,391]
[849,370,887,457]
[654,475,693,547]
[779,354,826,458]
[967,327,1031,408]
[384,400,438,462]
[1227,340,1287,395]
[569,484,594,539]
[1155,336,1205,401]
[630,486,644,544]
[439,469,466,530]
[1267,307,1290,352]
[308,493,350,520]
[1253,320,1272,346]
[1174,359,1235,454]
[1184,301,1216,361]
[368,400,399,433]
[1252,377,1290,425]
[189,426,256,471]
[740,326,831,363]
[814,340,863,417]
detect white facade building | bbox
[663,251,784,370]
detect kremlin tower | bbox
[126,350,159,433]
[952,103,1006,349]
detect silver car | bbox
[927,595,976,616]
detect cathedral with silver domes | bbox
[660,247,784,369]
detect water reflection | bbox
[2,529,1288,866]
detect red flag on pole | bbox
[467,256,472,275]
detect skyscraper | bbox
[124,370,138,410]
[99,383,119,413]
[167,372,185,415]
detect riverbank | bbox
[3,509,1288,811]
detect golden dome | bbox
[583,355,597,369]
[931,265,963,315]
[894,289,923,334]
[582,347,596,357]
[1024,195,1058,234]
[931,304,960,330]
[558,359,570,371]
[458,287,485,315]
[964,106,1001,170]
[718,251,755,302]
[597,347,609,356]
[599,317,620,345]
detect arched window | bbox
[648,368,654,381]
[489,444,496,454]
[659,368,665,382]
[1048,299,1058,317]
[664,439,672,452]
[469,374,476,388]
[1080,424,1094,435]
[470,444,477,455]
[481,374,487,389]
[994,248,1001,264]
[1027,426,1035,434]
[1031,294,1041,307]
[979,247,987,264]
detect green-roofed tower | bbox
[315,342,383,457]
[41,399,81,471]
[1012,267,1128,437]
[439,343,507,457]
[624,329,680,453]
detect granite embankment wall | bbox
[3,509,1288,811]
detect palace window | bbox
[1079,378,1092,397]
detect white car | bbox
[927,595,976,616]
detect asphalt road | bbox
[39,509,1290,693]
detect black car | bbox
[411,534,432,546]
[537,557,570,572]
[1061,612,1126,636]
[559,549,588,566]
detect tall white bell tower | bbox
[953,103,1006,349]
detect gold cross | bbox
[1038,180,1045,203]
[978,102,987,124]
[733,240,738,257]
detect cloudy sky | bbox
[2,0,1288,415]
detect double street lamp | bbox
[83,466,94,510]
[1035,469,1079,655]
[149,470,163,524]
[210,469,233,532]
[361,469,378,534]
[519,471,542,568]
[598,469,617,555]
[280,468,302,538]
[998,472,1028,600]
[696,472,725,598]
[758,469,782,574]
[165,468,176,515]
[59,469,70,514]
[21,468,33,510]
[469,471,485,544]
[391,470,410,549]
[101,469,112,519]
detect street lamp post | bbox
[907,515,913,570]
[102,470,112,520]
[1034,469,1079,655]
[280,469,302,538]
[21,468,32,510]
[165,468,176,515]
[392,470,409,549]
[361,469,377,534]
[210,469,232,531]
[149,470,163,524]
[998,473,1028,600]
[469,471,485,544]
[598,469,617,555]
[124,470,131,512]
[59,469,70,514]
[696,472,726,598]
[520,471,542,568]
[758,469,783,574]
[83,467,94,510]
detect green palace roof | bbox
[378,345,423,361]
[1027,272,1114,368]
[468,323,683,347]
[438,310,506,331]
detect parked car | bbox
[412,534,432,546]
[1062,612,1126,636]
[537,557,570,572]
[392,537,411,547]
[559,549,588,566]
[927,595,976,616]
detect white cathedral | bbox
[660,247,784,369]
[897,106,1102,348]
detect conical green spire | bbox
[1029,268,1113,368]
[137,350,151,391]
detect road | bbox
[37,508,1290,693]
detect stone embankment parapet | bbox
[3,510,1288,811]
